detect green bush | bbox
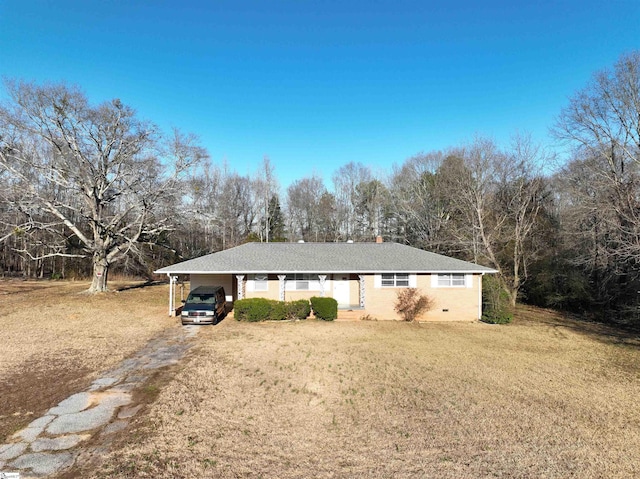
[310,296,338,321]
[270,301,288,321]
[481,275,513,324]
[287,299,311,320]
[234,298,311,321]
[234,298,272,322]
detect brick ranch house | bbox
[155,239,497,321]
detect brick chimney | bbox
[376,235,383,243]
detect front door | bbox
[333,275,351,307]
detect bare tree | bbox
[437,135,548,305]
[389,151,450,249]
[178,159,224,257]
[254,156,278,242]
[496,134,550,304]
[332,162,371,240]
[437,138,500,265]
[217,171,257,248]
[0,80,205,291]
[554,50,640,264]
[316,191,339,241]
[554,155,620,304]
[354,179,391,240]
[286,174,326,241]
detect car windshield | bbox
[186,293,216,304]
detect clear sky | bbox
[1,1,638,189]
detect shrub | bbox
[234,298,272,322]
[287,299,311,320]
[481,275,513,324]
[310,296,338,321]
[394,288,434,322]
[270,301,288,321]
[234,298,311,321]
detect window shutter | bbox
[465,274,473,288]
[409,274,417,288]
[373,274,381,288]
[431,274,438,288]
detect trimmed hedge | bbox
[234,298,311,322]
[234,298,272,322]
[288,299,312,320]
[310,296,338,321]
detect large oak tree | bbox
[0,80,205,292]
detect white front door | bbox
[333,275,351,307]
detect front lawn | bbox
[0,280,177,442]
[91,306,640,478]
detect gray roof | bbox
[155,242,497,274]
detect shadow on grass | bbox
[516,305,640,348]
[115,280,166,292]
[0,278,65,295]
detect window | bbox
[286,273,312,290]
[185,293,215,304]
[254,275,268,291]
[437,273,466,287]
[381,273,410,287]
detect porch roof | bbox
[155,242,497,275]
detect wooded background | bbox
[2,52,639,326]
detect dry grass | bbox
[0,279,177,440]
[91,305,640,478]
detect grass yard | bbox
[89,306,640,478]
[0,279,177,441]
[1,280,639,478]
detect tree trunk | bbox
[507,288,518,308]
[89,257,109,292]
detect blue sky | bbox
[1,0,639,189]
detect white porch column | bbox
[318,275,327,297]
[358,274,365,308]
[278,275,287,301]
[168,274,177,316]
[236,275,245,300]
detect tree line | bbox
[1,51,639,327]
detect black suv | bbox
[181,286,227,325]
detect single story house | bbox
[155,239,497,321]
